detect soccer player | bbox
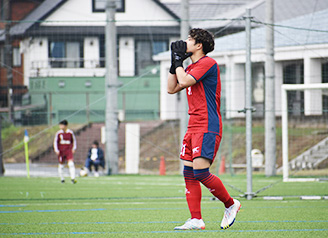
[167,28,241,230]
[53,120,77,184]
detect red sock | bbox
[194,168,234,208]
[183,166,202,219]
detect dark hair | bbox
[59,120,68,126]
[189,28,215,54]
[93,140,99,147]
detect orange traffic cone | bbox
[159,156,166,175]
[219,156,226,175]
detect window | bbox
[136,40,168,75]
[92,0,125,12]
[13,47,21,67]
[252,64,264,117]
[283,62,304,115]
[49,41,83,68]
[99,36,105,68]
[152,41,167,55]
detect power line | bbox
[251,19,328,33]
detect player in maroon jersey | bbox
[167,28,241,230]
[53,120,77,184]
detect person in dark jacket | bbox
[84,140,104,177]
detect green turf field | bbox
[0,175,327,237]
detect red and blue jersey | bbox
[185,56,222,137]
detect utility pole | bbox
[105,0,119,175]
[245,9,254,200]
[4,0,14,123]
[179,0,189,174]
[265,0,276,176]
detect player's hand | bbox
[169,42,176,74]
[55,151,60,156]
[172,40,192,69]
[72,150,75,154]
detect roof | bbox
[153,0,179,20]
[26,25,180,38]
[163,0,254,27]
[0,0,66,41]
[0,0,179,41]
[163,0,328,30]
[194,0,328,29]
[9,0,66,36]
[213,8,328,52]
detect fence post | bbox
[49,92,52,126]
[86,92,90,123]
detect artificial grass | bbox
[0,175,327,237]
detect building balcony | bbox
[29,58,106,77]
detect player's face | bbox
[186,36,201,54]
[59,124,67,131]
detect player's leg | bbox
[193,157,240,229]
[174,134,205,230]
[67,159,76,184]
[193,158,234,208]
[94,160,100,177]
[192,133,241,229]
[84,158,92,175]
[58,163,65,183]
[58,155,65,183]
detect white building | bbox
[7,0,181,87]
[155,7,328,120]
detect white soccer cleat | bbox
[220,199,241,229]
[174,218,205,230]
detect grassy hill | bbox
[2,119,328,175]
[1,124,85,163]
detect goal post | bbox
[281,83,328,182]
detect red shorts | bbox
[58,151,74,164]
[180,132,221,163]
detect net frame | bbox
[281,83,328,182]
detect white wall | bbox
[84,37,100,68]
[275,62,283,116]
[29,38,49,69]
[21,37,48,86]
[119,37,135,76]
[230,63,245,118]
[125,123,140,174]
[304,57,322,115]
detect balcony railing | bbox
[31,58,105,69]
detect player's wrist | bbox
[169,64,176,74]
